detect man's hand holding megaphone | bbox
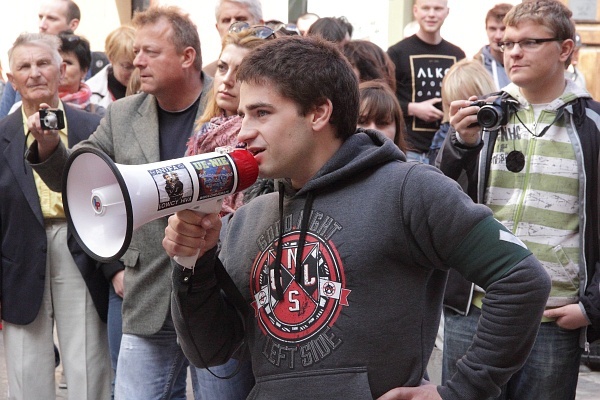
[26,102,62,162]
[163,210,222,264]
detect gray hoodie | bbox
[172,130,550,399]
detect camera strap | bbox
[505,103,567,172]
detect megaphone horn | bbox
[63,146,258,265]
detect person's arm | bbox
[440,253,550,399]
[0,84,17,119]
[544,260,599,331]
[26,102,117,192]
[382,167,550,399]
[164,210,245,367]
[407,98,444,123]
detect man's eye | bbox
[257,110,268,117]
[521,40,537,48]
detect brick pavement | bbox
[0,327,598,399]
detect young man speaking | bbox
[163,35,551,399]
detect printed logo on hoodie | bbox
[251,211,351,368]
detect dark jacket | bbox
[437,90,600,345]
[0,104,118,324]
[172,130,550,399]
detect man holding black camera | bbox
[438,1,600,398]
[0,33,112,398]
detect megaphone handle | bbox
[174,253,199,269]
[172,199,223,270]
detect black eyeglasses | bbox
[228,21,275,39]
[499,38,563,52]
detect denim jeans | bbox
[115,312,188,400]
[191,358,255,400]
[405,150,430,164]
[443,307,581,400]
[108,285,123,398]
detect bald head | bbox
[39,0,80,35]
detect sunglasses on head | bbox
[228,21,275,39]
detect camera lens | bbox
[477,105,503,130]
[43,112,58,130]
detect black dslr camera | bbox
[39,109,65,130]
[471,98,510,130]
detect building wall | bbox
[2,0,598,99]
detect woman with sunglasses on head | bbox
[185,27,271,400]
[186,28,271,215]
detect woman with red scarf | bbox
[57,32,105,115]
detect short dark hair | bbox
[237,35,359,140]
[307,17,349,44]
[132,5,202,71]
[58,30,91,72]
[342,40,396,92]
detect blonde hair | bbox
[196,30,267,127]
[441,59,496,122]
[105,25,136,63]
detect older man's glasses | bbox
[228,21,275,39]
[498,38,563,52]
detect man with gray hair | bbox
[0,0,108,119]
[203,0,264,77]
[0,32,111,399]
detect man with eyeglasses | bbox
[438,1,600,398]
[203,0,264,77]
[25,5,217,399]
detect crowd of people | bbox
[0,0,598,399]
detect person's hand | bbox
[26,102,61,161]
[543,304,590,330]
[163,210,222,262]
[409,98,443,123]
[449,96,482,146]
[376,383,441,400]
[111,270,125,298]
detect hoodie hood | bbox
[502,80,592,111]
[270,129,405,299]
[291,129,405,197]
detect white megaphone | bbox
[63,146,258,268]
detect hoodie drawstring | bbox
[268,184,315,301]
[269,186,286,300]
[294,192,314,286]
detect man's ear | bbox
[181,47,197,69]
[560,38,575,64]
[59,62,67,79]
[311,99,333,131]
[7,72,17,91]
[69,18,80,32]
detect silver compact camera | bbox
[39,109,65,130]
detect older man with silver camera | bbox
[0,32,112,399]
